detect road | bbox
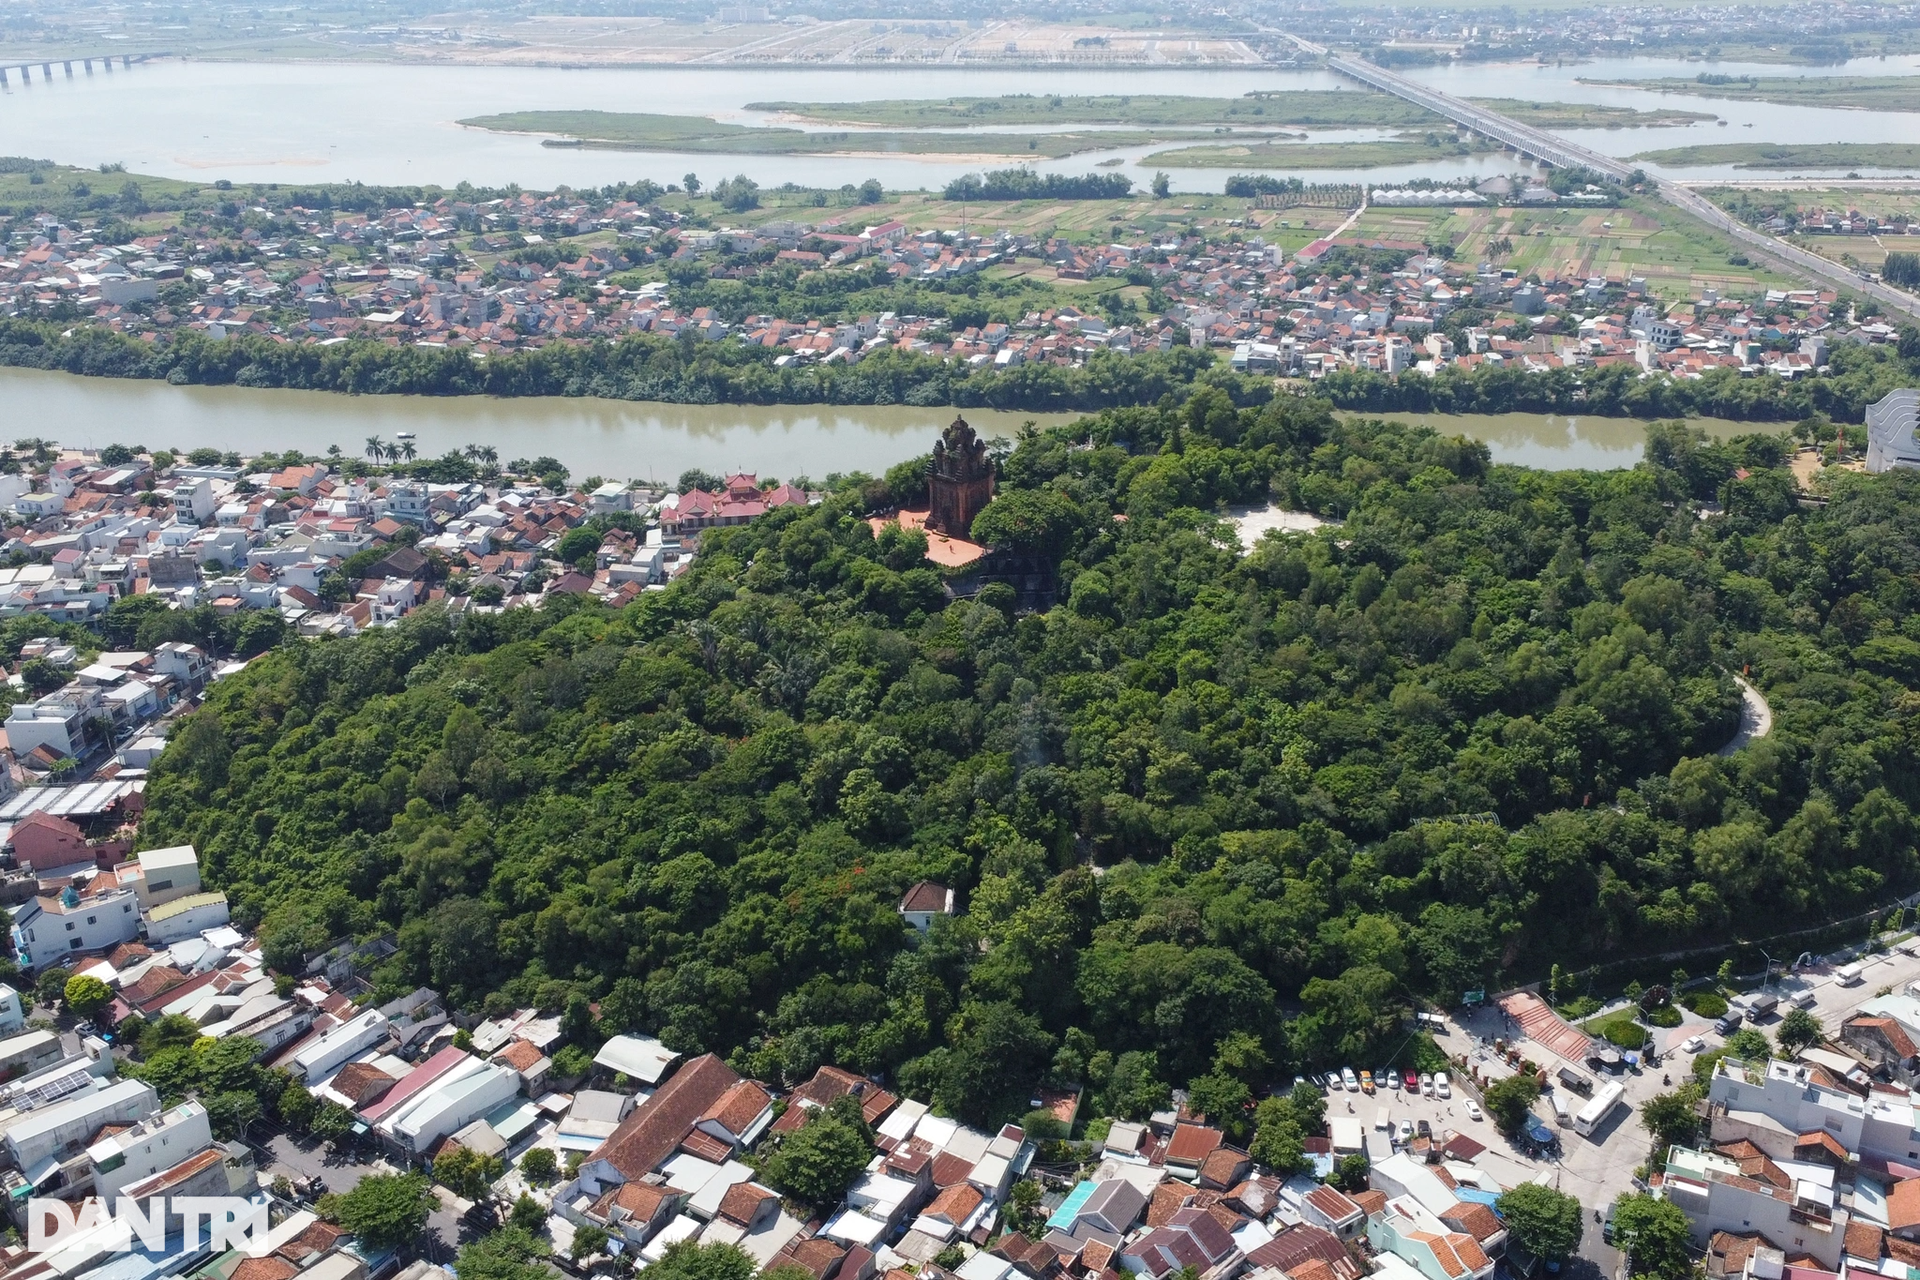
[1653,179,1920,322]
[1267,32,1920,321]
[1718,674,1773,756]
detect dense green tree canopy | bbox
[322,1174,435,1253]
[1495,1183,1584,1262]
[138,396,1920,1126]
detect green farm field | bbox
[1348,200,1795,298]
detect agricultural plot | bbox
[1346,200,1794,297]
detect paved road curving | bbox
[1719,672,1774,756]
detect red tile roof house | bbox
[772,1065,899,1135]
[1246,1225,1362,1280]
[574,1054,749,1198]
[584,1181,684,1250]
[1843,1017,1920,1078]
[898,882,956,933]
[1163,1123,1225,1180]
[1300,1186,1366,1240]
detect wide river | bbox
[0,366,1756,477]
[0,55,1917,189]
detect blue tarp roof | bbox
[1047,1180,1096,1231]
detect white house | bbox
[898,882,956,933]
[3,1077,160,1179]
[1867,389,1920,474]
[142,890,232,945]
[87,1100,213,1200]
[118,845,204,911]
[12,882,141,969]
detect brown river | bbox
[2,365,1765,479]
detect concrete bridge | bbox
[1321,51,1636,180]
[1272,31,1920,320]
[0,52,166,87]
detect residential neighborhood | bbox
[4,179,1908,390]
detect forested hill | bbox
[139,396,1920,1127]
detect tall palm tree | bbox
[463,444,482,462]
[401,441,418,463]
[479,446,499,467]
[365,435,384,462]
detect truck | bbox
[1556,1065,1592,1094]
[1741,991,1779,1019]
[1574,1081,1626,1137]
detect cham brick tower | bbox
[925,414,995,539]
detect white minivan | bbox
[1434,1072,1452,1099]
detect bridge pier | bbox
[41,64,51,79]
[0,66,8,86]
[121,55,131,68]
[63,61,72,77]
[102,55,112,71]
[83,58,92,73]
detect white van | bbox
[1376,1106,1392,1133]
[1549,1091,1571,1126]
[1837,962,1865,987]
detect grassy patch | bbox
[458,111,1236,159]
[1681,990,1729,1017]
[747,91,1439,129]
[1629,142,1920,170]
[1468,98,1716,128]
[1557,995,1603,1019]
[1644,1004,1684,1027]
[1343,199,1791,301]
[1585,1016,1650,1049]
[1587,75,1920,113]
[1147,133,1491,169]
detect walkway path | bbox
[1497,990,1594,1064]
[1718,673,1773,756]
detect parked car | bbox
[1404,1069,1420,1091]
[1342,1067,1360,1092]
[1397,1120,1414,1143]
[1416,1119,1432,1138]
[1419,1072,1434,1096]
[1465,1100,1483,1122]
[1361,1070,1375,1094]
[1681,1036,1705,1054]
[1434,1072,1451,1099]
[1382,1068,1400,1090]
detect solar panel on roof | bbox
[10,1068,94,1111]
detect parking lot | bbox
[1413,943,1920,1278]
[251,1132,468,1263]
